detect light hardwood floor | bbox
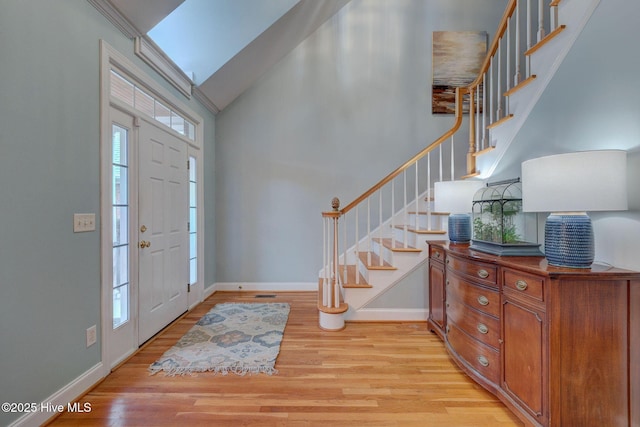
[48,291,522,426]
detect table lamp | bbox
[434,180,484,244]
[521,150,627,268]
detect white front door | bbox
[137,120,189,345]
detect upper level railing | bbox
[466,0,565,176]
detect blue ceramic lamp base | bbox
[544,213,594,268]
[448,213,472,244]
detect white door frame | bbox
[99,41,204,372]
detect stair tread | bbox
[408,211,449,216]
[373,237,422,253]
[461,171,481,179]
[504,75,537,97]
[393,225,447,235]
[339,264,372,288]
[525,25,566,57]
[487,114,514,130]
[472,146,495,157]
[317,279,349,313]
[358,251,397,270]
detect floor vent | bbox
[255,294,277,298]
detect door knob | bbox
[138,240,150,248]
[140,225,147,233]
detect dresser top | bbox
[429,240,639,279]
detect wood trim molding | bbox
[193,87,220,115]
[134,36,193,99]
[87,0,141,39]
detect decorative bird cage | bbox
[470,178,542,256]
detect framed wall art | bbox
[432,31,487,114]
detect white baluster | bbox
[403,170,408,245]
[527,0,532,77]
[496,38,502,120]
[451,136,455,180]
[514,0,521,86]
[489,57,494,125]
[537,0,545,42]
[379,191,383,266]
[506,20,511,113]
[355,205,360,285]
[482,73,487,149]
[323,217,328,306]
[476,85,481,152]
[391,179,396,250]
[438,145,443,182]
[367,197,371,266]
[414,162,419,232]
[427,152,432,231]
[333,214,339,308]
[343,212,347,284]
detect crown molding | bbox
[87,0,141,38]
[193,87,220,115]
[134,36,193,99]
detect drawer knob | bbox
[446,280,450,285]
[446,303,450,308]
[477,323,489,334]
[446,326,450,334]
[436,252,441,258]
[477,269,489,279]
[477,295,489,306]
[477,355,489,367]
[515,280,528,291]
[446,259,450,265]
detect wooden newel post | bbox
[321,197,342,308]
[319,197,348,331]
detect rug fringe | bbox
[148,363,279,377]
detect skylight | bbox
[147,0,301,84]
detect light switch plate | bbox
[74,213,96,232]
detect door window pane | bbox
[189,156,197,285]
[112,124,130,329]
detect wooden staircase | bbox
[318,0,601,330]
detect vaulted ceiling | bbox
[95,0,351,112]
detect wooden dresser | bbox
[427,241,639,427]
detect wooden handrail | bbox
[468,0,517,89]
[339,87,468,215]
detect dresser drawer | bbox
[447,322,500,385]
[446,255,498,288]
[446,273,500,318]
[447,293,500,349]
[503,268,544,302]
[430,245,445,263]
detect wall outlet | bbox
[74,213,96,233]
[86,325,97,347]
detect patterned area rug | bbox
[149,302,290,376]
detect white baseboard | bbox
[203,283,217,299]
[213,282,317,292]
[346,308,429,322]
[9,363,104,427]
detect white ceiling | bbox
[102,0,351,112]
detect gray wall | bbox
[215,0,508,283]
[0,2,215,425]
[492,0,640,271]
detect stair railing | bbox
[465,0,565,176]
[319,0,568,318]
[320,87,466,313]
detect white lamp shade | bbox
[522,150,628,213]
[434,180,484,213]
